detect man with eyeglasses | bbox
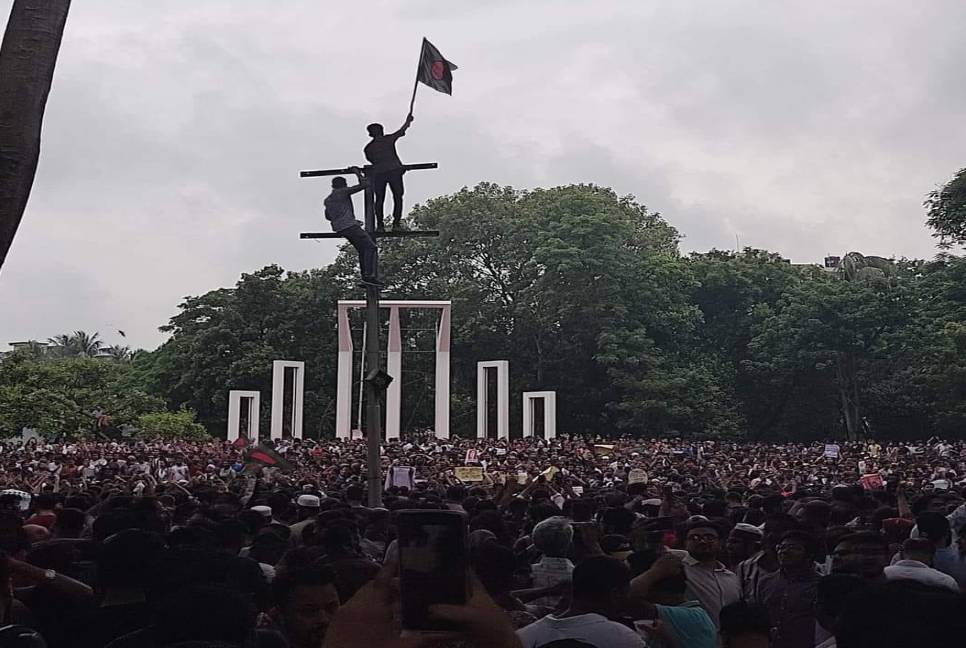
[680,519,741,628]
[751,530,821,648]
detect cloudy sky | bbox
[2,0,965,352]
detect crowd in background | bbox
[0,434,964,647]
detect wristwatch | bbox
[43,569,56,581]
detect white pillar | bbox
[227,390,260,442]
[336,301,452,441]
[386,306,402,440]
[271,360,304,439]
[336,305,352,439]
[434,304,451,439]
[523,391,557,439]
[477,361,509,439]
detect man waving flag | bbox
[408,38,457,114]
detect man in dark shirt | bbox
[363,114,413,231]
[323,170,380,286]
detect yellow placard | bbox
[455,466,484,482]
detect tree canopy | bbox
[4,181,966,441]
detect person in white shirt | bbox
[884,538,960,592]
[682,520,742,628]
[517,556,645,648]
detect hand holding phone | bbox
[397,510,468,632]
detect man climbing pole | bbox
[323,167,381,287]
[363,114,413,231]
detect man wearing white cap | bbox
[250,505,278,526]
[289,495,321,546]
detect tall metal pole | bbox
[298,161,439,506]
[363,180,383,507]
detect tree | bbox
[0,352,164,437]
[747,258,916,440]
[135,410,209,441]
[367,182,703,436]
[686,249,804,438]
[0,0,71,272]
[925,167,966,250]
[106,345,131,362]
[68,330,102,357]
[141,265,345,436]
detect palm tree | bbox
[46,333,72,358]
[106,345,131,362]
[0,1,72,272]
[69,330,102,357]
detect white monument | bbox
[337,300,452,440]
[477,361,509,439]
[522,390,557,439]
[227,390,260,442]
[271,360,304,439]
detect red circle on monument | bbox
[431,61,445,80]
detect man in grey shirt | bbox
[324,170,380,286]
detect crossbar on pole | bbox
[300,230,439,239]
[299,162,438,178]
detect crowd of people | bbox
[0,433,964,647]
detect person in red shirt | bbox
[24,493,57,530]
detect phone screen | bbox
[397,510,468,631]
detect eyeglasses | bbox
[687,533,719,543]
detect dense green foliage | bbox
[925,167,966,249]
[135,410,209,441]
[0,354,164,437]
[4,182,966,441]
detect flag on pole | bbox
[245,443,293,472]
[416,38,457,95]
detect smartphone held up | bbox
[396,509,469,632]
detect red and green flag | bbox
[245,443,293,472]
[416,38,457,95]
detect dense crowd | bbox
[0,434,964,647]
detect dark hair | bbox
[915,512,951,544]
[702,500,727,518]
[446,485,466,502]
[367,123,384,136]
[901,537,934,557]
[911,494,938,516]
[52,508,85,537]
[600,507,635,536]
[837,580,966,647]
[571,556,630,599]
[332,176,348,188]
[92,509,139,543]
[345,485,364,502]
[834,531,888,552]
[156,585,256,646]
[214,519,246,551]
[98,529,166,588]
[272,560,336,608]
[471,542,515,595]
[816,573,868,618]
[33,493,57,511]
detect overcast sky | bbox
[2,0,964,352]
